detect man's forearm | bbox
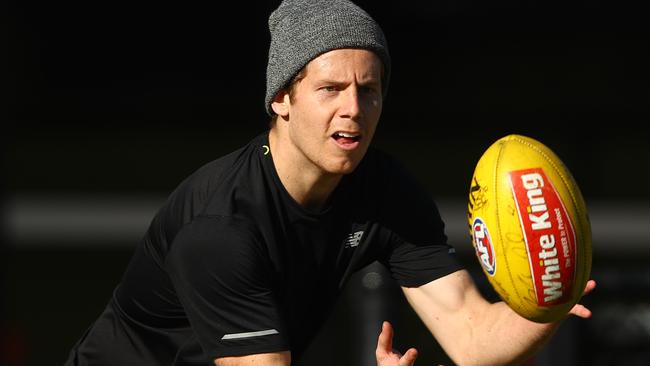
[215,351,291,366]
[403,271,594,366]
[402,271,566,366]
[465,301,561,366]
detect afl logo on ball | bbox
[472,217,496,276]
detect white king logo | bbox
[509,168,577,306]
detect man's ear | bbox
[271,90,290,118]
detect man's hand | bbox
[375,321,418,366]
[569,279,597,318]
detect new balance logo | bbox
[345,231,364,248]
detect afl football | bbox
[467,134,592,323]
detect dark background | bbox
[5,1,650,365]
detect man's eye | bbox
[322,86,337,92]
[360,85,379,95]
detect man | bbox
[65,1,595,365]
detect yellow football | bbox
[467,134,592,323]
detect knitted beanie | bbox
[265,0,391,115]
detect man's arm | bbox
[401,269,595,366]
[215,351,291,366]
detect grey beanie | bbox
[265,0,391,115]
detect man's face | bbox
[282,48,383,175]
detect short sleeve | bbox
[386,233,464,287]
[165,216,290,359]
[376,156,464,287]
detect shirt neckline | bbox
[259,131,342,220]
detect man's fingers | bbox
[570,303,592,318]
[377,321,419,366]
[399,348,418,366]
[569,279,596,318]
[376,321,394,355]
[583,279,596,296]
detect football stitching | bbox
[495,139,521,309]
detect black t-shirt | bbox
[81,131,463,365]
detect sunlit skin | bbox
[374,279,597,366]
[269,48,383,210]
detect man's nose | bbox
[339,86,362,119]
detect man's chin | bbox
[325,158,362,175]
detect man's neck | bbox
[268,128,342,211]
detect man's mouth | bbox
[332,131,362,144]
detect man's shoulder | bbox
[192,132,267,180]
[180,132,267,189]
[348,146,435,211]
[162,132,269,217]
[354,146,413,183]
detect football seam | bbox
[494,139,521,308]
